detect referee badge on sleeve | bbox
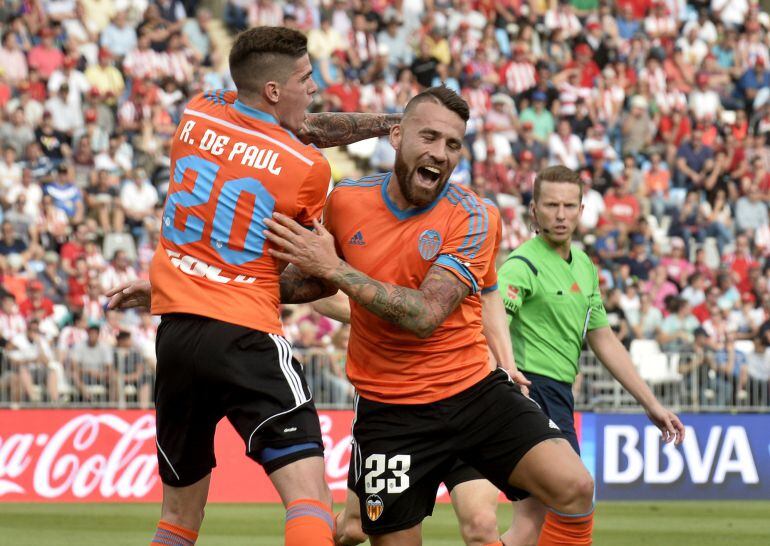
[365,494,384,521]
[507,285,519,300]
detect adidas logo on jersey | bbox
[349,231,366,246]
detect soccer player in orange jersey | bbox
[265,87,596,546]
[115,26,400,546]
[311,199,529,546]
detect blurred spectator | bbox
[621,95,654,157]
[28,28,64,79]
[70,324,115,402]
[85,48,125,100]
[0,292,26,344]
[0,32,29,85]
[101,11,138,58]
[114,329,152,408]
[18,280,54,320]
[100,250,137,292]
[548,118,584,170]
[0,221,28,258]
[119,168,158,236]
[7,318,58,403]
[629,291,663,340]
[45,164,84,224]
[645,264,679,311]
[735,183,769,236]
[37,251,67,305]
[658,297,699,353]
[603,177,641,230]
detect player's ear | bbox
[389,124,401,151]
[264,80,280,105]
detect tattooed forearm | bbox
[328,260,469,338]
[296,112,402,148]
[280,264,338,304]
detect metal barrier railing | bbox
[0,348,768,412]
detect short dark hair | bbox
[403,86,469,122]
[228,26,308,98]
[533,165,583,202]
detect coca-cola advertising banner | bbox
[0,410,360,503]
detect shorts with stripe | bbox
[154,313,323,486]
[348,369,565,535]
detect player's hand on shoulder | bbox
[264,214,340,279]
[106,279,152,311]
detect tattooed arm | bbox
[328,261,469,338]
[280,264,338,304]
[295,112,402,148]
[264,214,470,338]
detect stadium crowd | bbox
[0,0,769,407]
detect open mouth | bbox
[416,166,442,185]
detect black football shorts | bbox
[154,313,323,486]
[348,369,565,535]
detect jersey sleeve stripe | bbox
[448,185,488,258]
[183,108,315,167]
[481,283,498,294]
[447,187,478,255]
[463,189,487,258]
[435,254,479,294]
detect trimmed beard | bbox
[393,152,445,208]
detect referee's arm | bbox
[586,326,686,445]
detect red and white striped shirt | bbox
[0,311,26,341]
[123,48,166,80]
[349,30,378,64]
[639,66,667,96]
[500,61,536,95]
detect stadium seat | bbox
[734,340,755,356]
[630,339,662,364]
[103,232,137,262]
[702,238,721,270]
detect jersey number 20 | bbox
[162,154,276,266]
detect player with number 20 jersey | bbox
[151,90,330,334]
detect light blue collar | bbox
[381,172,450,221]
[232,100,279,125]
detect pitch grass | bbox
[0,501,768,545]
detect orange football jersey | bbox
[150,91,330,335]
[324,173,498,404]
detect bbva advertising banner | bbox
[592,413,770,500]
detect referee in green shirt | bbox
[497,166,685,546]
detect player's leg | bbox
[335,488,367,545]
[269,456,335,545]
[507,439,593,546]
[502,498,547,546]
[456,371,593,546]
[152,476,211,544]
[445,462,502,546]
[503,372,580,546]
[152,315,222,543]
[224,331,333,545]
